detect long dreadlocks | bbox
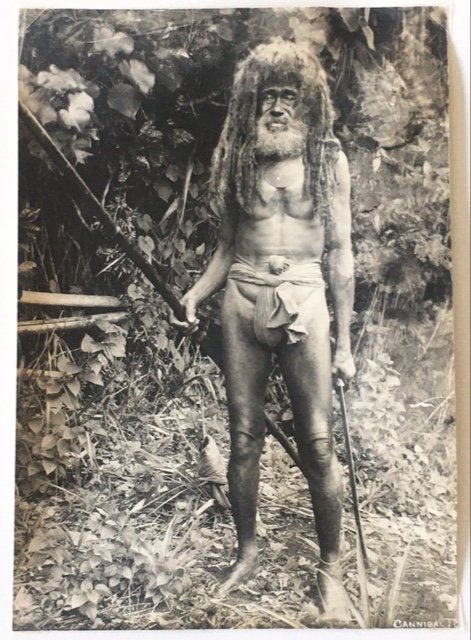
[210,38,340,230]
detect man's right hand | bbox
[169,293,200,334]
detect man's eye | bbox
[263,92,276,102]
[283,92,297,102]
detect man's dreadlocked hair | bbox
[210,38,341,230]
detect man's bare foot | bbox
[218,550,258,596]
[316,558,352,623]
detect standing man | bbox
[173,39,355,618]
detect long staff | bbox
[336,378,369,568]
[19,99,304,474]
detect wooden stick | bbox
[19,100,187,322]
[337,379,369,567]
[19,100,305,476]
[17,369,64,378]
[19,290,124,308]
[18,311,128,335]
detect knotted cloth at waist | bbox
[228,257,324,346]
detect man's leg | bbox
[220,281,272,593]
[277,288,349,616]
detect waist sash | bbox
[228,258,324,346]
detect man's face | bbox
[255,84,307,160]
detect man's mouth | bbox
[266,121,288,131]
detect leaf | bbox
[122,566,133,580]
[135,155,150,172]
[198,435,227,484]
[27,464,40,476]
[381,542,411,626]
[138,235,155,258]
[28,418,43,434]
[195,243,205,256]
[156,572,171,586]
[178,154,194,225]
[18,72,57,125]
[82,370,104,386]
[128,498,146,515]
[18,261,37,274]
[168,128,194,148]
[41,434,56,450]
[153,178,173,203]
[42,459,57,475]
[37,65,87,92]
[215,20,234,41]
[58,91,94,131]
[372,156,382,173]
[79,601,97,622]
[107,342,126,358]
[28,536,48,553]
[159,197,180,225]
[66,378,81,396]
[71,137,93,164]
[423,160,433,176]
[361,24,375,50]
[14,587,34,611]
[81,334,103,354]
[95,583,111,596]
[211,484,231,509]
[119,59,155,95]
[46,379,61,394]
[93,26,134,57]
[107,83,141,119]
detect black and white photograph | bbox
[10,4,467,633]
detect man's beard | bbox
[255,117,307,161]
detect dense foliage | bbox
[16,7,456,630]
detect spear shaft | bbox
[337,379,369,568]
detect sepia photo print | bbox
[14,6,458,631]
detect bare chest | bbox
[250,187,316,221]
[247,158,318,221]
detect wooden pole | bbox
[19,100,186,322]
[19,291,124,308]
[18,311,128,335]
[19,99,305,476]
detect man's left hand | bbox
[332,349,356,382]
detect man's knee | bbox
[300,435,335,470]
[230,431,264,464]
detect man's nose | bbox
[270,97,285,117]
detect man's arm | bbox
[172,208,236,329]
[327,150,356,380]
